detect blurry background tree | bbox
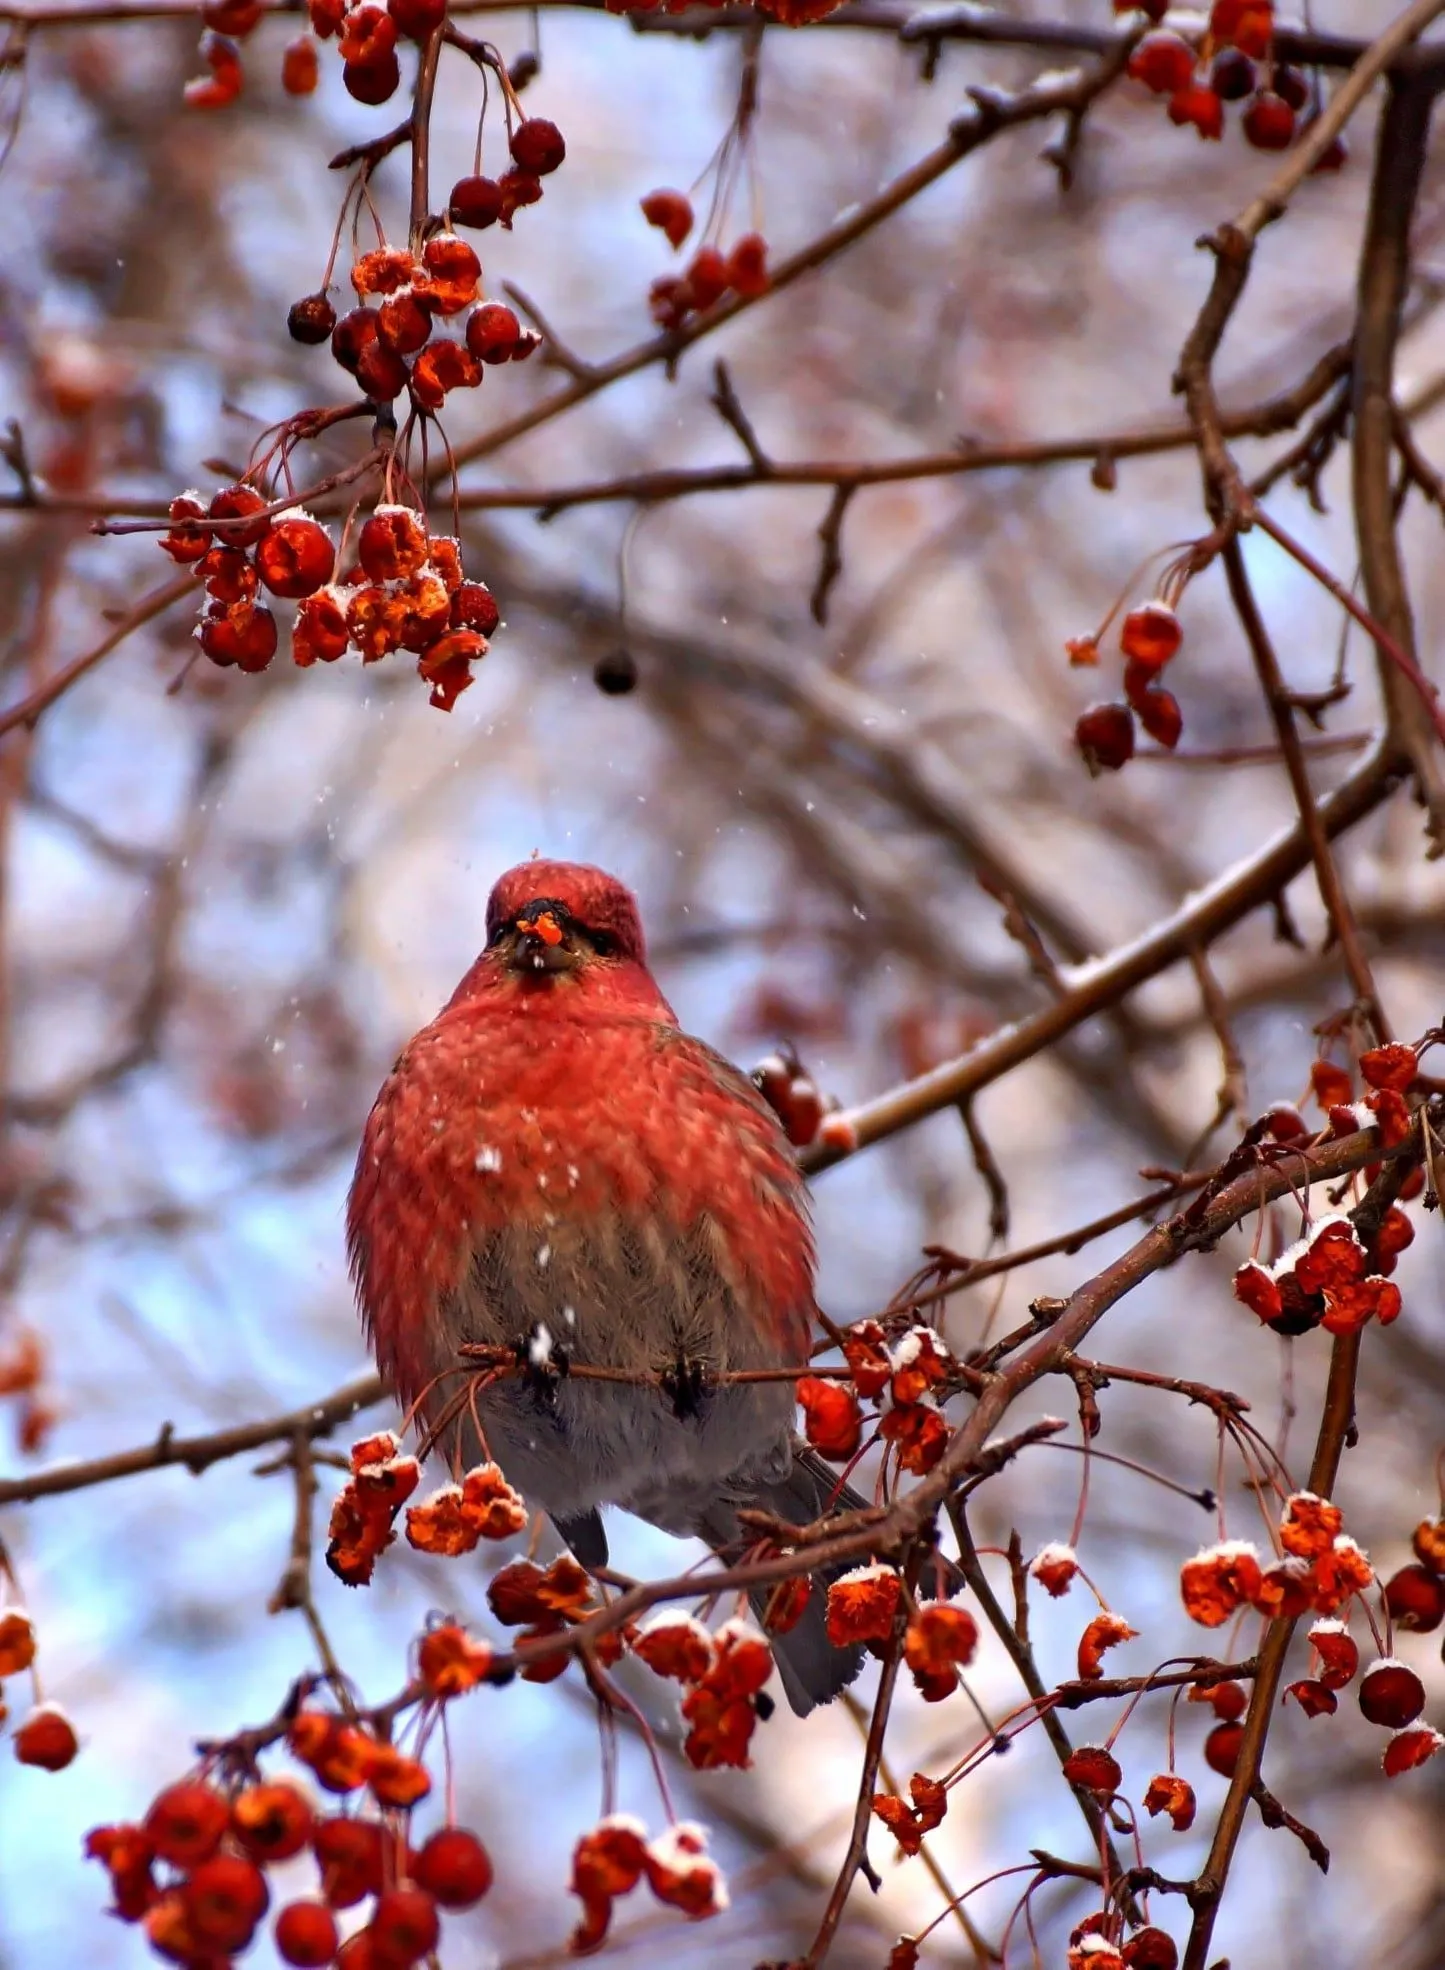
[0,0,1443,1966]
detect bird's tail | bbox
[699,1445,870,1717]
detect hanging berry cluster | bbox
[640,190,770,332]
[751,1039,857,1152]
[1,1602,79,1773]
[86,1744,494,1967]
[1121,0,1346,164]
[1070,591,1185,773]
[160,492,500,710]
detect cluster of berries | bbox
[798,1319,959,1478]
[86,1760,492,1969]
[1382,1512,1445,1642]
[0,1324,56,1456]
[287,241,539,413]
[1071,597,1184,773]
[159,493,499,710]
[826,1563,978,1705]
[639,191,771,330]
[568,1817,728,1955]
[445,117,567,233]
[1,1605,78,1771]
[181,0,321,110]
[1122,0,1345,164]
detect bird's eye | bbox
[586,928,618,957]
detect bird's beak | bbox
[512,911,580,975]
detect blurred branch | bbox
[0,1372,385,1507]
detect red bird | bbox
[347,859,862,1713]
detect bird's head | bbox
[447,860,671,1018]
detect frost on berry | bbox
[1180,1541,1262,1626]
[1076,702,1135,774]
[1062,1745,1122,1796]
[796,1374,862,1460]
[1031,1541,1080,1596]
[633,1609,717,1684]
[13,1702,79,1770]
[1076,1610,1137,1680]
[903,1603,977,1700]
[1307,1618,1359,1689]
[1358,1658,1426,1729]
[1382,1724,1444,1776]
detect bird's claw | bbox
[515,1325,570,1405]
[659,1353,710,1421]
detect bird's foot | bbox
[659,1353,711,1422]
[515,1324,570,1405]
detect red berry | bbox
[1120,599,1183,671]
[686,245,729,311]
[313,1817,385,1908]
[159,494,212,563]
[370,1886,439,1965]
[359,507,429,581]
[289,292,337,344]
[640,188,693,250]
[1384,1565,1445,1634]
[1359,1660,1427,1728]
[1204,1720,1244,1776]
[1210,48,1255,100]
[331,306,380,373]
[343,51,400,104]
[451,581,500,636]
[144,1781,229,1868]
[509,117,565,176]
[338,3,394,61]
[465,302,521,364]
[203,0,261,28]
[231,1780,315,1862]
[208,483,271,548]
[354,339,409,402]
[1128,30,1195,97]
[282,34,319,93]
[1168,83,1225,140]
[1075,702,1135,774]
[413,1826,494,1907]
[449,175,504,229]
[726,232,769,299]
[1135,686,1183,749]
[387,0,445,40]
[200,603,278,672]
[183,1853,269,1952]
[420,234,481,314]
[1243,92,1295,151]
[1272,63,1309,110]
[1123,1931,1179,1970]
[12,1703,78,1770]
[256,516,334,598]
[275,1900,340,1967]
[377,292,432,355]
[1212,0,1274,61]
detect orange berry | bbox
[414,1826,494,1907]
[13,1703,79,1770]
[231,1780,314,1862]
[144,1780,230,1868]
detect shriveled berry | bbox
[377,292,433,355]
[293,589,351,665]
[183,1853,269,1952]
[411,338,481,408]
[290,292,337,344]
[413,1826,493,1907]
[497,168,543,226]
[449,175,504,229]
[282,34,319,93]
[370,1886,439,1965]
[256,516,334,598]
[509,117,565,176]
[343,51,400,104]
[1128,30,1195,96]
[1243,92,1296,151]
[145,1781,229,1868]
[420,234,481,314]
[465,302,521,363]
[640,188,693,250]
[338,4,394,62]
[159,494,212,563]
[1076,702,1135,774]
[1135,686,1182,749]
[331,306,380,373]
[1123,1930,1179,1970]
[231,1780,314,1862]
[359,508,428,582]
[208,483,271,548]
[275,1899,340,1967]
